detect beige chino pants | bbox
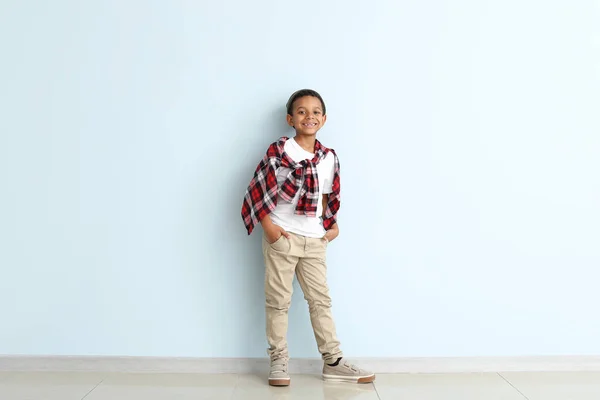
[263,232,343,364]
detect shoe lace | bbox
[271,359,288,373]
[342,360,359,373]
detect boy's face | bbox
[286,96,327,136]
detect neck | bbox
[293,134,317,153]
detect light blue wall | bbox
[1,0,599,358]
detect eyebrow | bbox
[296,106,322,111]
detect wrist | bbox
[260,215,274,229]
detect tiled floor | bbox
[1,371,599,399]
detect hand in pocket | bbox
[266,225,290,244]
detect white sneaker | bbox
[269,358,290,386]
[322,358,375,383]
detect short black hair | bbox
[286,89,326,116]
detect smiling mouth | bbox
[302,123,317,128]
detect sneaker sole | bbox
[322,374,376,384]
[268,378,291,386]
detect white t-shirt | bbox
[269,138,336,238]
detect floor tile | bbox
[232,374,379,400]
[0,372,104,400]
[4,371,597,400]
[501,372,600,400]
[374,373,526,400]
[84,373,238,400]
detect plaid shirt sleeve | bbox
[241,144,281,235]
[322,151,341,230]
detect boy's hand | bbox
[323,223,339,243]
[261,215,290,244]
[264,223,290,244]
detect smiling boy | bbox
[242,89,375,386]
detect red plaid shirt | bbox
[241,137,340,235]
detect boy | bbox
[241,89,375,386]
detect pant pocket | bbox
[267,235,290,253]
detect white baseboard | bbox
[1,355,599,374]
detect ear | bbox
[321,114,327,126]
[286,114,294,127]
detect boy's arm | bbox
[261,214,290,243]
[322,194,339,242]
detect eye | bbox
[314,111,321,115]
[298,110,305,115]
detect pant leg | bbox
[263,233,299,361]
[295,236,343,364]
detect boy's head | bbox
[286,89,327,136]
